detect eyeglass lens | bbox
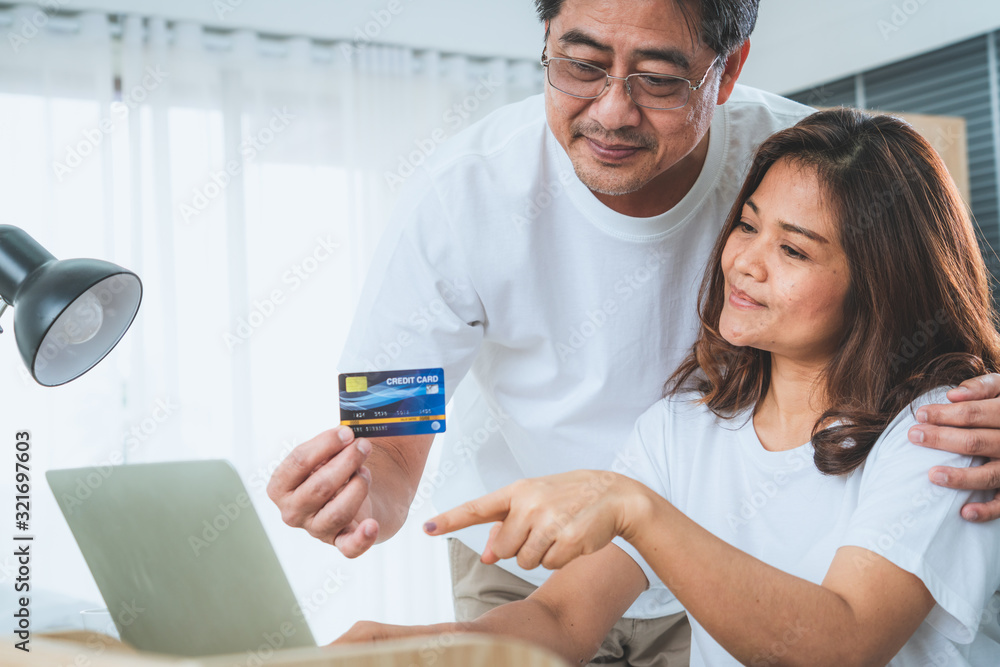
[546,58,692,110]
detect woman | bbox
[337,109,1000,665]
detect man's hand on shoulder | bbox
[907,373,1000,522]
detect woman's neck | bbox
[753,354,830,452]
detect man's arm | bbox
[908,373,1000,521]
[267,426,434,557]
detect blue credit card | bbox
[338,368,446,437]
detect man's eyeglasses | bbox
[540,47,719,111]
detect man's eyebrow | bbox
[558,28,611,53]
[557,29,692,71]
[745,199,830,244]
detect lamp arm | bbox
[0,225,56,304]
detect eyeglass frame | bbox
[539,46,720,111]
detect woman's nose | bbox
[732,240,767,280]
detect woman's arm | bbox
[623,486,934,667]
[334,543,648,666]
[428,471,936,667]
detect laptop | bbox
[46,460,316,657]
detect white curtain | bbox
[0,5,541,643]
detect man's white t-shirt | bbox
[338,85,811,618]
[611,388,1000,665]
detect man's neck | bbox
[592,129,711,218]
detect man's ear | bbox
[716,39,751,106]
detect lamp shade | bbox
[0,226,142,386]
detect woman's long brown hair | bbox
[669,108,1000,475]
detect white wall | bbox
[741,0,1000,94]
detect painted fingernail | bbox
[357,439,371,455]
[909,429,925,443]
[931,471,948,484]
[423,521,437,533]
[915,409,928,423]
[338,427,354,443]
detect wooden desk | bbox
[0,631,571,666]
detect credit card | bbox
[338,368,446,437]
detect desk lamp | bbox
[0,225,142,386]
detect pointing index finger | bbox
[424,487,513,535]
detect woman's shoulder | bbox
[883,385,954,433]
[639,391,741,432]
[867,385,962,463]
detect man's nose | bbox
[587,76,642,131]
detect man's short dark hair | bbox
[533,0,759,58]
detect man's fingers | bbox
[333,517,380,558]
[930,461,1000,492]
[424,487,513,535]
[308,468,372,544]
[912,398,1000,430]
[281,438,371,526]
[958,490,1000,523]
[267,426,356,501]
[946,373,1000,403]
[909,424,1000,458]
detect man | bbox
[269,1,1000,664]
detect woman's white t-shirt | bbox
[612,388,1000,666]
